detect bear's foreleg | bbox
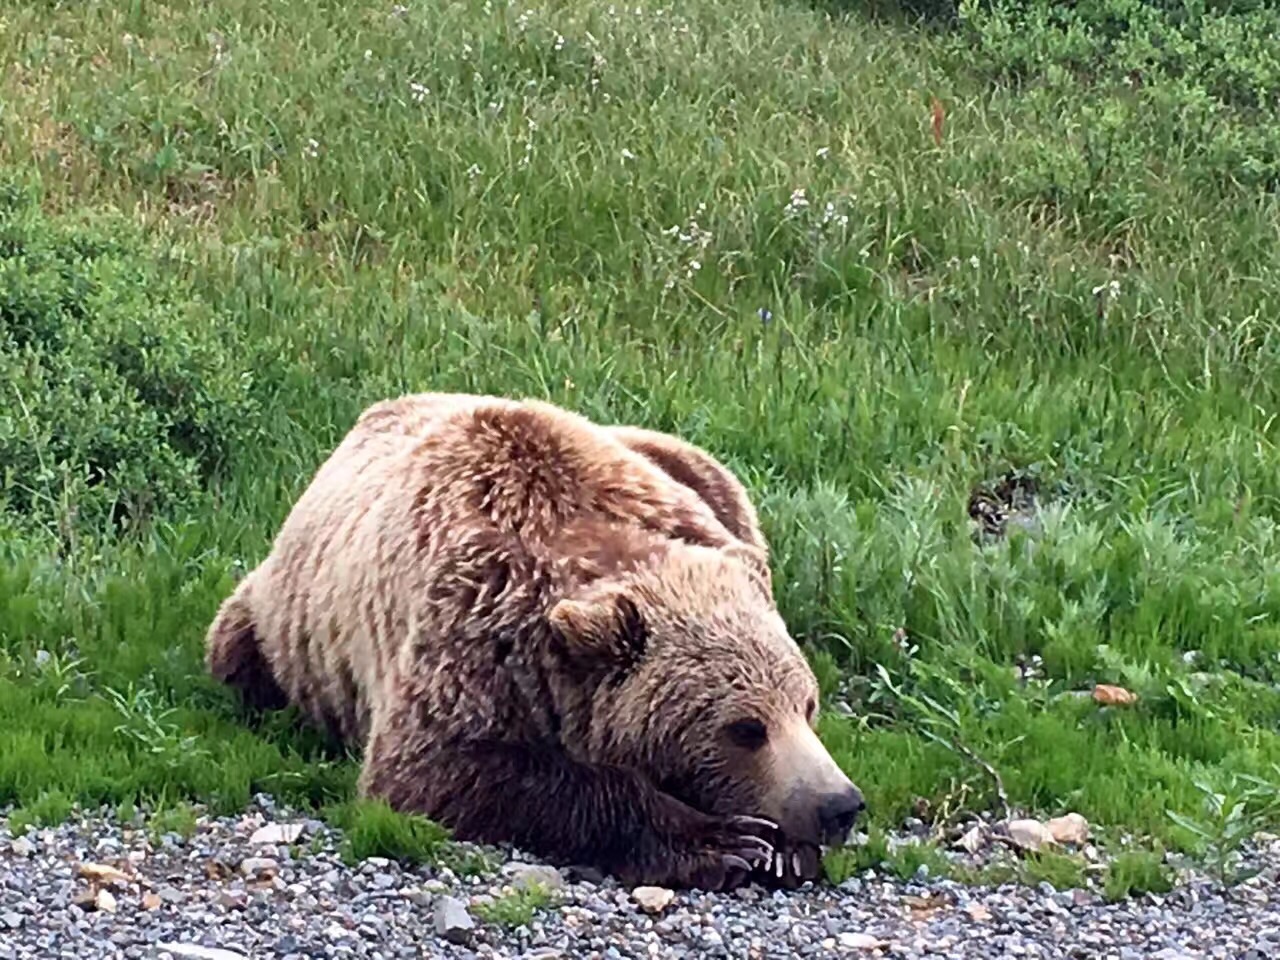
[205,586,289,713]
[359,726,777,891]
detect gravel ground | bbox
[3,796,1279,960]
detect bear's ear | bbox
[548,588,648,665]
[724,542,773,600]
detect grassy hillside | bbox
[3,0,1280,892]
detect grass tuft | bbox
[327,798,452,867]
[1103,848,1175,902]
[474,884,557,929]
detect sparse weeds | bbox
[823,827,952,883]
[474,883,556,928]
[8,790,74,836]
[1167,769,1280,886]
[1104,848,1175,902]
[104,682,212,771]
[1021,850,1087,891]
[146,799,200,844]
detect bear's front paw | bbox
[663,812,778,892]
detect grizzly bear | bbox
[205,392,864,891]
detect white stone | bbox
[631,886,675,914]
[838,931,884,950]
[1046,812,1090,845]
[1006,818,1057,852]
[248,823,304,846]
[156,945,248,960]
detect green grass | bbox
[3,0,1280,896]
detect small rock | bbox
[837,932,884,950]
[1092,683,1138,706]
[955,824,985,854]
[95,888,118,913]
[249,823,305,846]
[502,863,565,892]
[0,913,21,931]
[77,862,132,887]
[404,887,435,908]
[965,903,992,922]
[1005,819,1057,853]
[9,837,34,858]
[141,892,162,911]
[632,886,675,914]
[155,945,249,960]
[1046,812,1090,845]
[239,857,280,880]
[434,895,475,945]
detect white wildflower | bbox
[816,146,830,159]
[621,148,636,161]
[304,138,320,158]
[784,188,809,216]
[409,80,429,102]
[820,202,849,229]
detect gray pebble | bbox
[2,803,1280,960]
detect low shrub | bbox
[0,182,271,537]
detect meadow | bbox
[3,0,1280,896]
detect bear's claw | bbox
[714,814,776,866]
[727,814,778,832]
[758,839,823,889]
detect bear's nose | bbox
[817,786,866,845]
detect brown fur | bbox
[206,392,862,890]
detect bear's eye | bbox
[725,718,769,751]
[805,698,817,722]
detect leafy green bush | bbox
[0,183,270,536]
[892,0,1280,190]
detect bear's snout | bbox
[816,784,866,846]
[765,717,866,848]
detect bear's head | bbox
[547,540,865,862]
